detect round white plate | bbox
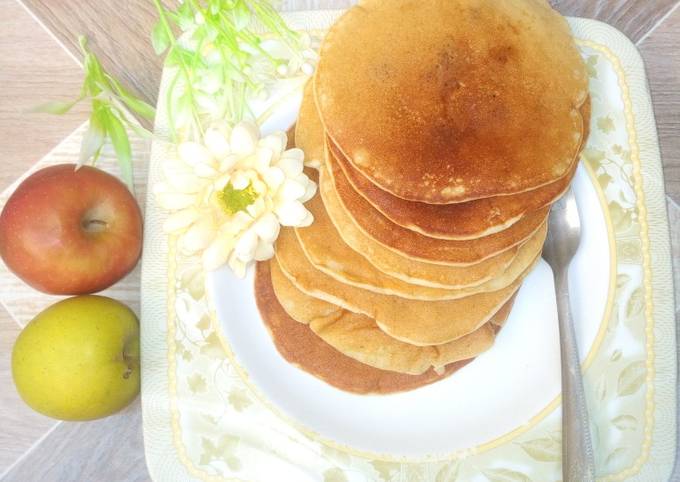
[207,99,611,458]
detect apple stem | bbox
[81,218,108,233]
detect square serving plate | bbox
[139,12,676,482]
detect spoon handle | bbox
[555,268,596,482]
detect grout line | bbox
[667,194,680,211]
[14,0,83,68]
[636,0,680,46]
[0,421,62,481]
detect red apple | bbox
[0,164,143,295]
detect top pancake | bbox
[302,81,589,238]
[315,0,588,203]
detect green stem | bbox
[152,0,203,139]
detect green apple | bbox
[12,295,140,421]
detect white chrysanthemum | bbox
[155,120,316,277]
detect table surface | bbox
[0,1,678,480]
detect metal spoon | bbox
[542,188,595,482]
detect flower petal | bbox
[163,208,200,233]
[253,213,280,243]
[178,141,214,167]
[156,192,196,210]
[301,179,318,202]
[254,147,274,172]
[227,254,248,278]
[275,200,309,226]
[262,166,285,191]
[230,121,259,156]
[234,228,258,262]
[182,217,216,253]
[279,178,306,201]
[259,131,287,155]
[298,210,314,227]
[203,234,234,271]
[204,127,231,159]
[277,153,304,177]
[253,240,275,261]
[219,154,240,172]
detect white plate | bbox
[207,107,611,459]
[141,14,676,481]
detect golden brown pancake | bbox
[298,175,546,298]
[270,258,498,375]
[275,226,524,345]
[326,146,549,265]
[320,166,542,289]
[316,0,588,203]
[301,79,589,239]
[295,82,325,169]
[255,261,472,394]
[329,135,573,239]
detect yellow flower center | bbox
[216,181,259,216]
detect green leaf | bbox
[103,111,134,188]
[612,414,637,431]
[151,20,171,54]
[123,118,154,140]
[31,98,83,115]
[323,468,348,482]
[177,2,195,30]
[482,468,531,482]
[517,436,561,462]
[79,111,106,167]
[217,181,258,216]
[617,360,646,396]
[231,0,252,31]
[108,75,156,120]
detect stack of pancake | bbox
[255,0,590,395]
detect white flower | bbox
[156,121,316,276]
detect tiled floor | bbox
[1,0,678,480]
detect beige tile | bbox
[551,0,679,42]
[0,0,89,192]
[0,308,58,474]
[1,400,149,482]
[639,4,680,204]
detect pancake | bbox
[320,166,536,289]
[295,82,325,169]
[270,258,499,375]
[275,226,524,345]
[326,144,550,264]
[255,260,471,394]
[315,0,588,203]
[298,176,546,299]
[329,110,584,239]
[303,77,589,239]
